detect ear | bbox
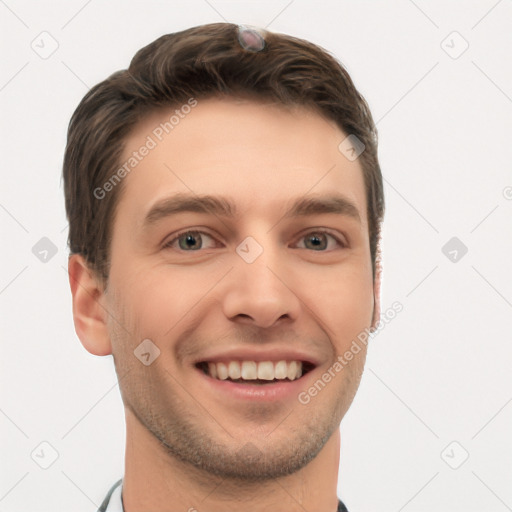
[68,254,112,356]
[370,260,382,330]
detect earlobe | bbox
[68,254,112,356]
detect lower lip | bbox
[195,367,314,402]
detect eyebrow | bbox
[143,192,361,227]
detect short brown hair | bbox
[63,22,384,286]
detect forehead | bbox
[115,97,368,228]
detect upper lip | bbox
[194,347,320,367]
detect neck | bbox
[122,407,341,512]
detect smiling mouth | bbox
[196,360,315,384]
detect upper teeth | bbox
[207,360,303,381]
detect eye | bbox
[163,230,218,251]
[293,230,346,251]
[162,228,346,253]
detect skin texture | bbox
[69,97,381,512]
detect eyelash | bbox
[162,228,347,252]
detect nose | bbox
[221,238,302,329]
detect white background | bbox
[1,1,511,511]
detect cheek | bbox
[116,265,214,338]
[307,265,374,346]
[109,243,374,345]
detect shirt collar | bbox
[99,479,123,512]
[100,479,347,511]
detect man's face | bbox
[103,97,375,480]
